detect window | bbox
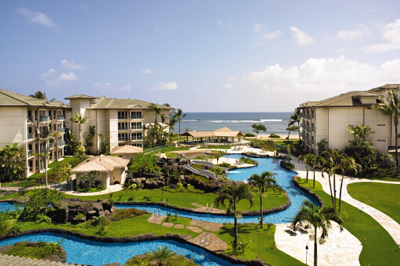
[118,111,128,119]
[131,112,142,119]
[131,132,142,140]
[131,122,142,129]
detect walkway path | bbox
[0,254,81,266]
[292,158,400,245]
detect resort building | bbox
[0,88,172,178]
[65,95,171,153]
[0,89,70,177]
[181,127,245,145]
[299,84,400,156]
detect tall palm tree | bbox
[247,171,276,228]
[70,111,89,142]
[174,108,186,139]
[309,155,322,188]
[29,91,45,99]
[289,108,302,142]
[336,156,361,212]
[298,153,315,183]
[321,149,344,209]
[214,184,254,252]
[292,200,343,266]
[374,87,400,167]
[148,103,166,125]
[282,141,295,163]
[50,130,63,161]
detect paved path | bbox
[292,158,400,246]
[64,184,123,196]
[0,254,81,266]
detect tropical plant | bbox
[78,170,100,189]
[0,143,25,182]
[213,150,225,164]
[65,130,80,155]
[282,141,295,163]
[174,108,186,139]
[374,87,400,167]
[298,154,315,183]
[151,246,176,265]
[29,91,56,101]
[98,132,110,155]
[316,138,327,155]
[83,125,96,154]
[247,171,276,228]
[214,184,254,252]
[289,108,302,142]
[291,200,343,266]
[148,103,166,125]
[286,125,298,139]
[70,111,89,142]
[128,153,159,174]
[321,149,344,209]
[251,124,267,137]
[49,161,72,182]
[336,156,361,212]
[50,130,64,161]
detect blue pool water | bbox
[0,232,238,266]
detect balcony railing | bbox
[58,128,65,132]
[57,115,65,120]
[118,137,128,141]
[118,127,128,131]
[131,126,143,130]
[40,116,51,122]
[27,133,33,139]
[131,115,143,119]
[27,116,33,122]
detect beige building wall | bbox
[69,99,92,142]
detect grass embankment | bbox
[63,189,287,212]
[297,178,400,266]
[2,157,77,188]
[347,182,400,224]
[216,224,303,266]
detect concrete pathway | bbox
[293,158,400,246]
[275,222,361,266]
[189,232,228,252]
[0,254,81,266]
[64,184,123,196]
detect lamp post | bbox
[305,245,309,265]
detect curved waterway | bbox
[0,232,239,266]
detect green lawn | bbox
[297,178,400,266]
[347,182,400,224]
[64,188,287,212]
[197,146,232,150]
[216,224,303,266]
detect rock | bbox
[111,206,118,213]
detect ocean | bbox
[174,112,296,136]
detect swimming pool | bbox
[0,232,240,266]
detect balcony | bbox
[118,127,128,131]
[131,115,143,119]
[58,128,65,132]
[118,137,128,141]
[27,116,33,123]
[131,126,143,130]
[28,150,33,157]
[27,133,33,139]
[40,116,51,122]
[57,115,65,120]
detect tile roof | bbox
[70,155,129,173]
[181,127,244,138]
[88,97,171,110]
[111,145,143,155]
[0,88,69,108]
[64,94,96,99]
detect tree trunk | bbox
[306,166,309,183]
[313,169,316,188]
[327,174,334,207]
[44,141,48,189]
[260,192,263,228]
[395,123,398,168]
[339,174,344,212]
[333,173,337,209]
[234,216,238,252]
[314,227,318,266]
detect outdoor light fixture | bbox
[305,245,309,265]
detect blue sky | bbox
[1,0,400,112]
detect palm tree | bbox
[309,155,322,188]
[289,108,302,142]
[50,130,63,161]
[29,91,45,99]
[214,184,254,252]
[321,149,344,209]
[336,156,361,212]
[247,171,276,228]
[70,111,89,142]
[148,103,166,125]
[291,200,343,266]
[298,154,315,183]
[150,246,175,265]
[374,87,400,167]
[174,108,186,140]
[286,125,298,139]
[282,141,295,163]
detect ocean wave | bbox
[260,119,282,122]
[182,119,200,122]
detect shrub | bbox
[210,166,224,174]
[75,213,85,220]
[109,208,147,221]
[78,170,100,189]
[143,196,152,202]
[3,241,65,260]
[128,153,159,174]
[245,133,255,137]
[269,133,280,138]
[219,162,231,168]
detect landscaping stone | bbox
[186,226,203,233]
[162,222,174,228]
[173,224,185,229]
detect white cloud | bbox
[61,59,87,70]
[140,68,154,74]
[39,69,77,86]
[264,30,282,39]
[290,26,314,45]
[223,84,232,89]
[338,29,364,40]
[228,76,237,81]
[153,82,178,90]
[217,20,223,26]
[94,82,131,91]
[363,19,400,52]
[241,56,400,94]
[58,72,77,81]
[17,8,57,28]
[254,23,262,32]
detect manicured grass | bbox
[298,178,400,266]
[197,146,232,150]
[107,214,199,238]
[216,224,303,266]
[65,189,287,212]
[347,182,400,224]
[163,216,192,226]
